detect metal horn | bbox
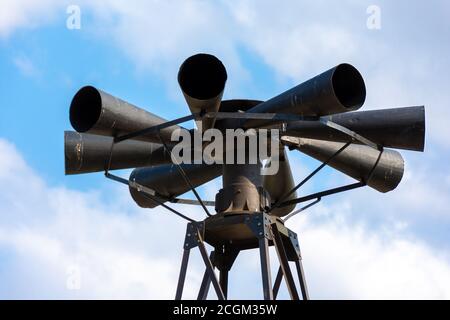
[178,53,227,131]
[282,137,404,193]
[129,163,222,208]
[284,106,425,151]
[243,63,366,128]
[70,86,181,143]
[64,131,172,175]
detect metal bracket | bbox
[184,222,205,250]
[105,171,197,223]
[272,140,352,211]
[283,198,321,222]
[278,181,365,208]
[156,130,212,217]
[114,113,197,143]
[170,198,215,207]
[245,213,272,240]
[287,229,302,260]
[320,119,382,151]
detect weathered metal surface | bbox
[218,99,262,113]
[178,54,227,131]
[64,131,171,175]
[284,106,425,151]
[242,63,366,128]
[216,161,269,215]
[263,147,297,217]
[258,235,274,300]
[282,137,404,193]
[65,52,428,300]
[215,99,262,131]
[129,163,222,208]
[270,223,300,300]
[70,85,182,143]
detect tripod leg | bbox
[295,259,310,300]
[196,232,226,300]
[219,270,229,299]
[287,229,310,300]
[197,270,211,300]
[175,248,190,300]
[197,251,215,300]
[258,237,274,300]
[270,223,300,300]
[273,266,283,299]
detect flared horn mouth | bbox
[331,63,366,110]
[178,53,227,100]
[69,86,102,133]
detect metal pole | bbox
[196,232,226,300]
[219,270,229,299]
[273,266,283,299]
[295,259,310,300]
[258,237,274,300]
[270,223,300,300]
[175,249,190,300]
[197,270,212,300]
[197,251,215,300]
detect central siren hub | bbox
[215,162,271,215]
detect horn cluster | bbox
[65,53,425,216]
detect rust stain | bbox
[75,141,83,170]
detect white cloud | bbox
[0,0,64,37]
[0,138,203,299]
[13,54,39,77]
[291,209,450,299]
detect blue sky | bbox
[1,0,450,299]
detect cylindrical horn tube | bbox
[284,106,425,152]
[243,63,366,128]
[64,131,172,175]
[263,148,297,217]
[69,86,181,143]
[178,53,227,131]
[129,163,222,208]
[282,137,404,193]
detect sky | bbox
[0,0,450,299]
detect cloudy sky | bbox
[1,0,450,299]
